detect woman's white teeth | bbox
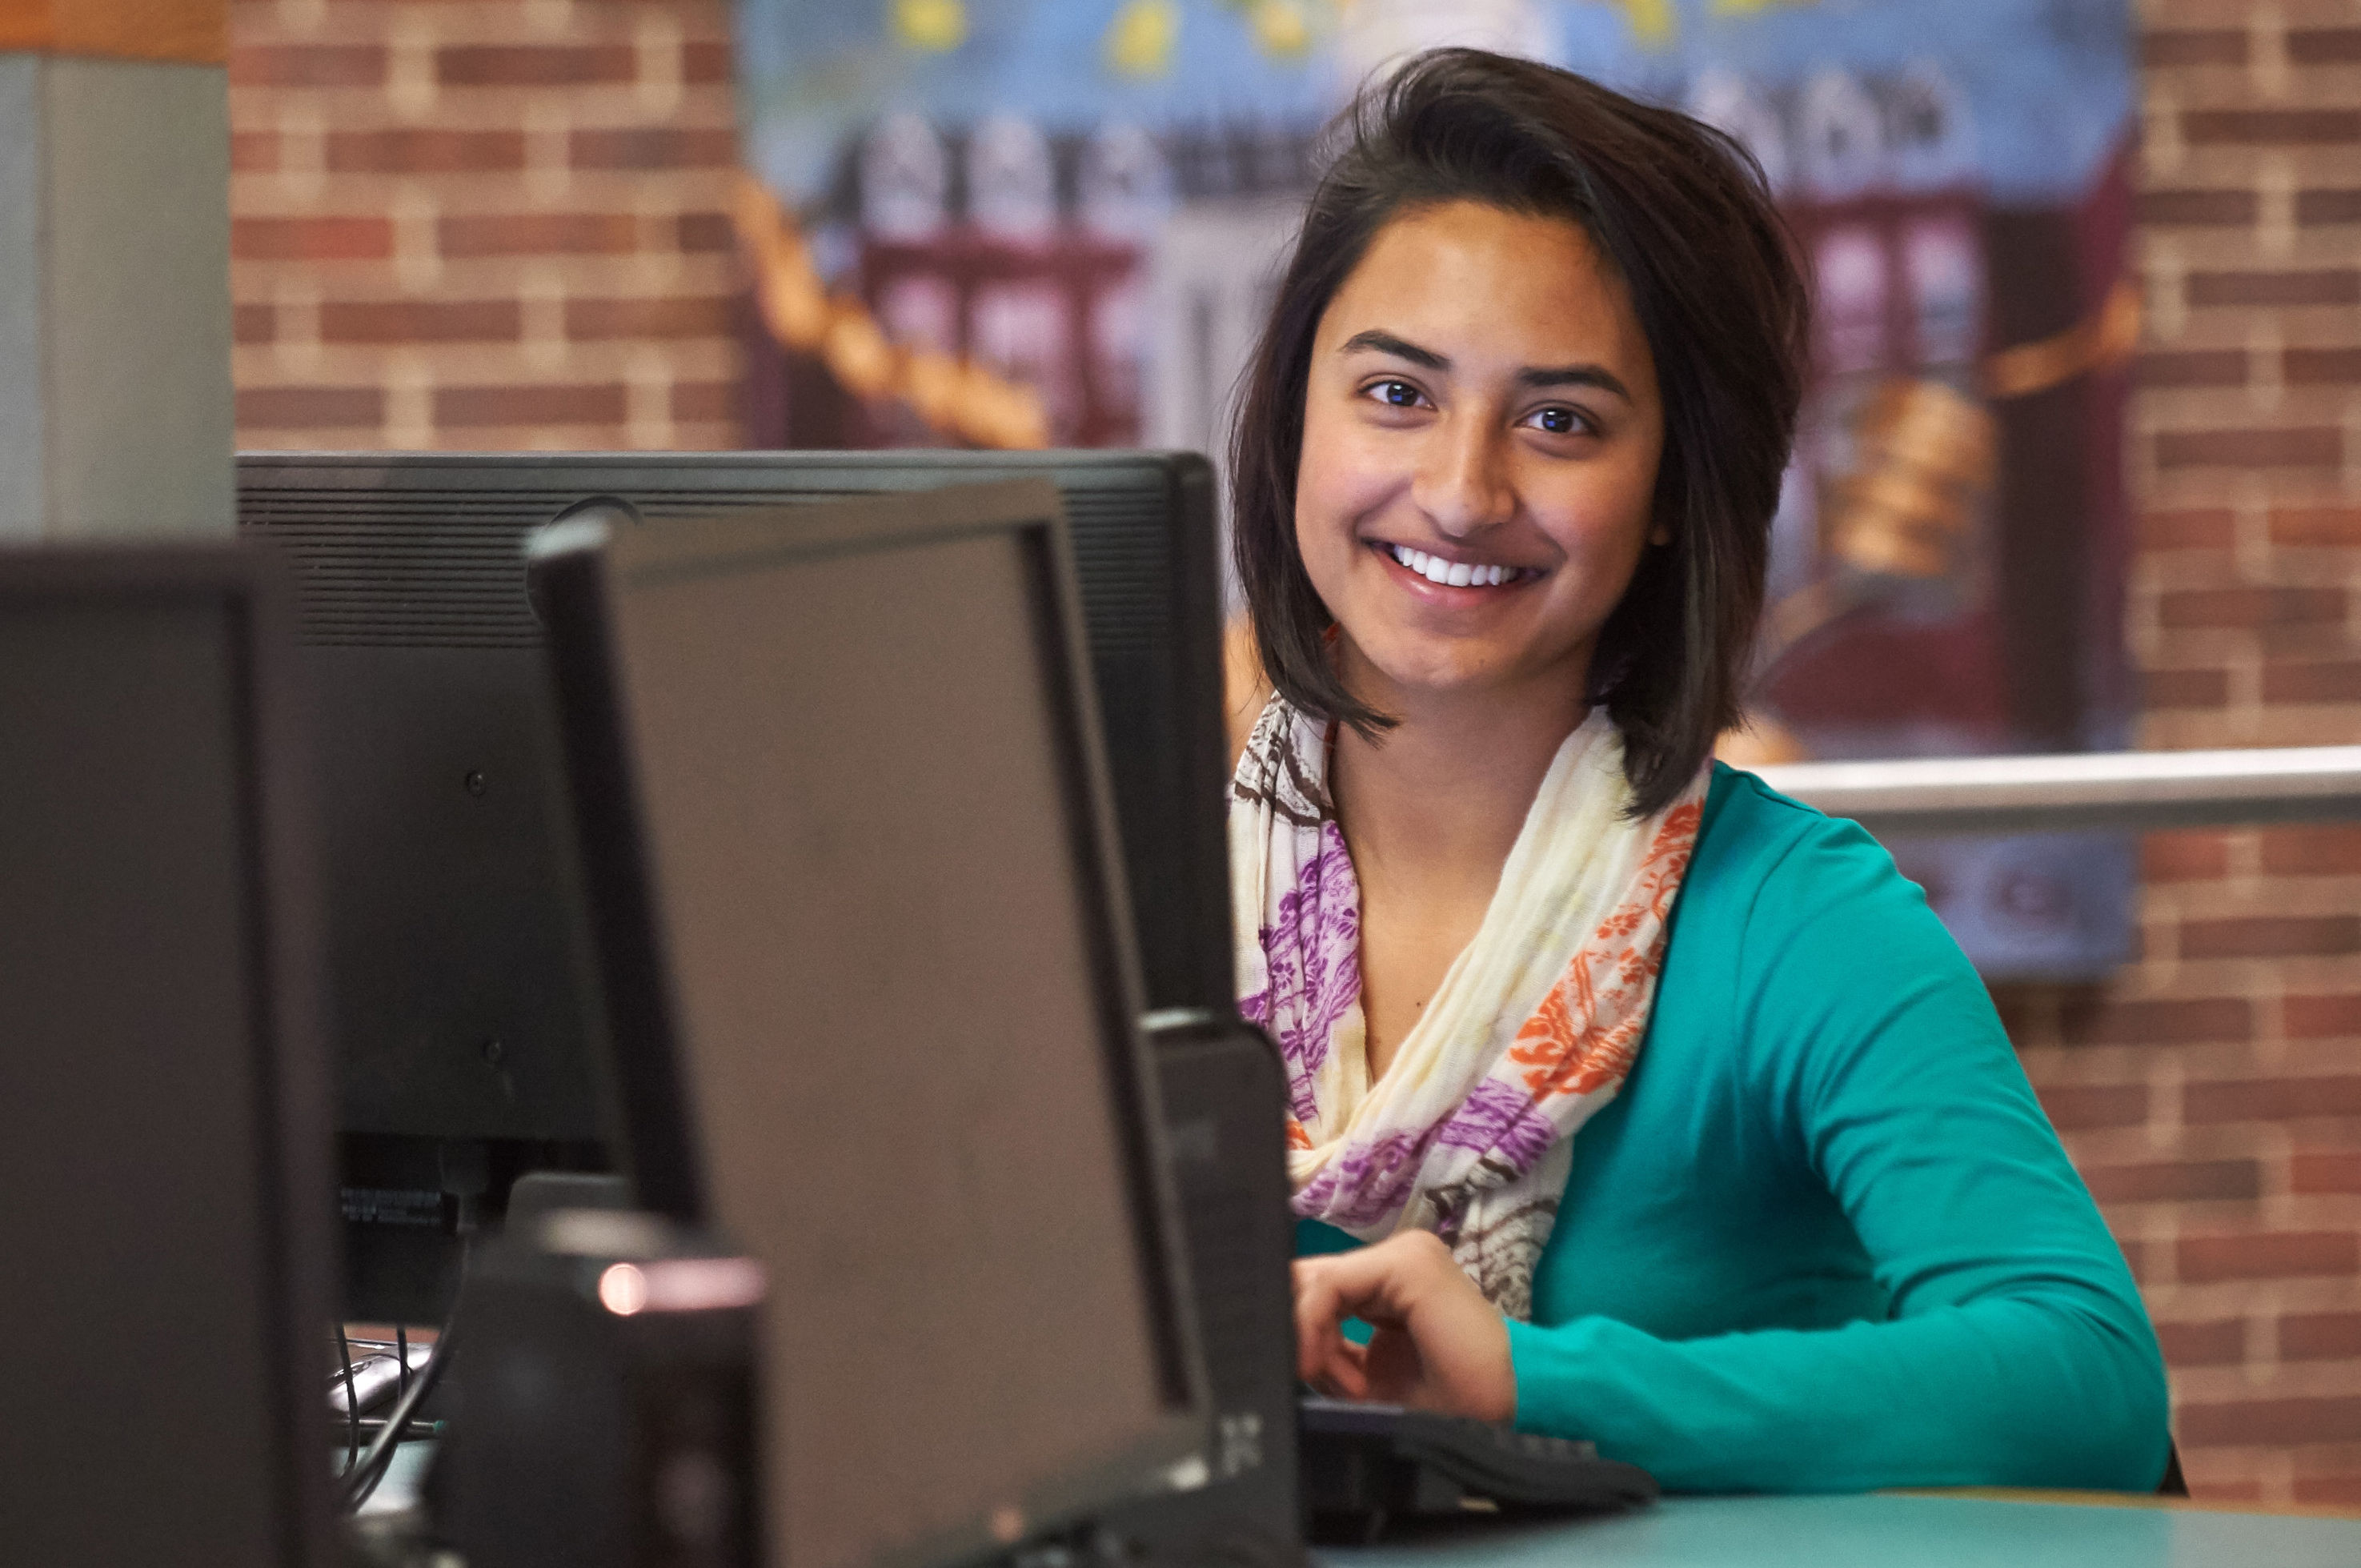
[1387,543,1515,587]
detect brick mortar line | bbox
[2141,391,2361,424]
[230,173,743,211]
[230,423,746,451]
[2141,555,2361,589]
[234,340,743,378]
[232,16,735,52]
[233,254,742,291]
[228,95,741,136]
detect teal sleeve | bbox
[1506,816,2171,1493]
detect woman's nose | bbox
[1409,415,1514,538]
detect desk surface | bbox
[367,1450,2361,1564]
[1323,1493,2361,1568]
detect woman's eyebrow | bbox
[1340,329,1448,369]
[1341,329,1632,403]
[1517,363,1633,402]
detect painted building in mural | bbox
[732,0,2140,977]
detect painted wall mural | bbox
[732,0,2142,978]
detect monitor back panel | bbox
[0,552,334,1568]
[237,450,1229,1130]
[542,487,1205,1568]
[234,467,599,1142]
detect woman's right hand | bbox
[1292,1229,1517,1423]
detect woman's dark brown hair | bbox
[1231,48,1809,815]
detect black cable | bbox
[338,1234,478,1514]
[336,1326,359,1474]
[395,1323,410,1403]
[337,1315,459,1514]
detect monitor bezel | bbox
[0,543,337,1568]
[528,479,1214,1568]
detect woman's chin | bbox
[1333,608,1595,716]
[1352,647,1542,710]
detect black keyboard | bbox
[1298,1396,1656,1537]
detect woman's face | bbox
[1294,200,1665,715]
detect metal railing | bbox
[1752,746,2361,836]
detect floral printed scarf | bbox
[1231,695,1709,1320]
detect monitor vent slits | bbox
[241,478,1176,653]
[240,491,549,648]
[1176,1181,1273,1409]
[1060,491,1168,658]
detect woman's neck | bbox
[1328,669,1590,1081]
[1330,676,1589,888]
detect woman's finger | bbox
[1319,1343,1370,1402]
[1302,1329,1371,1401]
[1293,1260,1348,1383]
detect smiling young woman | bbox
[1226,50,2172,1493]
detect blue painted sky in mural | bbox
[734,0,2134,207]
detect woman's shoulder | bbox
[1681,761,1963,985]
[1687,761,1896,911]
[1682,764,2006,1108]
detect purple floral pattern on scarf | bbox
[1240,820,1361,1125]
[1293,1125,1436,1231]
[1295,1078,1556,1233]
[1435,1077,1558,1176]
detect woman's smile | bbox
[1368,538,1546,592]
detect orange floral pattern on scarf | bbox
[1508,799,1703,1102]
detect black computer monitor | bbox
[0,546,337,1566]
[529,481,1210,1568]
[238,451,1231,1319]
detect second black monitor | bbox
[239,447,1232,1164]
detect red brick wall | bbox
[227,0,740,451]
[2002,1,2361,1505]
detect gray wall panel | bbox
[45,56,233,536]
[0,57,45,536]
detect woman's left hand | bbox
[1292,1229,1516,1423]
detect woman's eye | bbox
[1371,380,1422,408]
[1531,406,1583,435]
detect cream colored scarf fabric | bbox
[1231,695,1709,1320]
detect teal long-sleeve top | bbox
[1296,764,2171,1494]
